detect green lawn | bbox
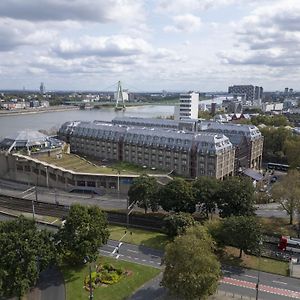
[38,154,118,174]
[219,246,289,276]
[62,256,161,300]
[109,225,170,250]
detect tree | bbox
[216,177,255,217]
[158,178,195,213]
[271,170,300,224]
[161,225,220,300]
[163,212,195,238]
[128,175,159,214]
[57,204,109,264]
[0,216,56,299]
[220,216,262,258]
[284,138,300,169]
[193,176,220,219]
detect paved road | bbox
[36,266,65,300]
[0,178,128,210]
[0,178,290,218]
[101,238,300,300]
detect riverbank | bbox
[0,105,78,117]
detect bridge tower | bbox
[115,80,126,111]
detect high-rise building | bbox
[228,85,263,103]
[40,82,45,94]
[176,91,199,120]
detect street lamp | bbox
[45,166,49,189]
[256,239,263,300]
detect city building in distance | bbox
[228,85,263,105]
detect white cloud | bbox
[53,35,152,58]
[0,18,57,51]
[221,0,300,67]
[0,0,144,24]
[164,14,201,33]
[156,0,235,14]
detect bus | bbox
[278,236,300,253]
[267,162,289,172]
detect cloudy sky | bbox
[0,0,299,92]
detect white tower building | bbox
[175,92,199,120]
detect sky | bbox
[0,0,299,92]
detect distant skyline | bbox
[0,0,299,92]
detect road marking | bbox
[134,257,139,260]
[273,280,288,285]
[244,275,257,279]
[127,249,138,253]
[142,259,146,262]
[116,255,120,259]
[221,277,300,299]
[127,256,132,259]
[149,260,154,263]
[22,191,35,199]
[119,233,127,241]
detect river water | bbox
[0,105,174,138]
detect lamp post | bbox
[256,239,263,300]
[45,166,49,189]
[89,263,94,300]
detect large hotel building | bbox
[58,117,263,179]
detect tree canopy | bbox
[193,176,220,219]
[57,204,109,264]
[0,216,56,299]
[158,178,195,213]
[163,212,195,238]
[216,177,255,217]
[128,174,159,214]
[271,170,300,224]
[161,225,220,300]
[220,216,262,258]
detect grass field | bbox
[109,225,170,250]
[62,256,161,300]
[219,246,289,276]
[38,153,165,175]
[38,153,118,174]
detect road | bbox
[0,178,290,218]
[2,212,300,300]
[0,178,128,210]
[101,238,300,300]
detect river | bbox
[0,105,174,138]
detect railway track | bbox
[0,195,69,218]
[0,194,164,230]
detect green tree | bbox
[260,127,292,163]
[220,216,262,258]
[271,170,300,224]
[163,212,195,238]
[193,176,220,219]
[57,204,109,264]
[158,178,195,213]
[216,177,255,217]
[161,225,220,300]
[0,216,56,299]
[128,175,159,214]
[284,138,300,169]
